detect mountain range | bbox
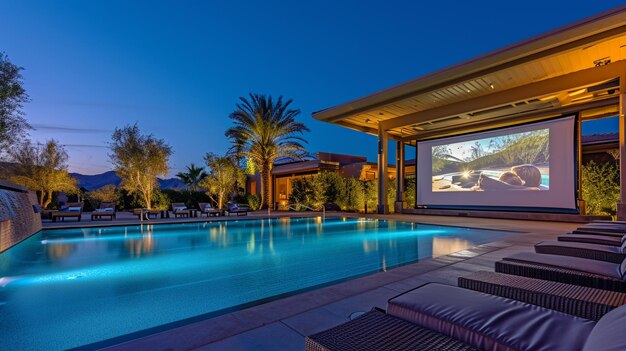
[70,171,185,191]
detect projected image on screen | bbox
[432,129,549,192]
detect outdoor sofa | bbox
[306,282,626,351]
[495,252,626,292]
[535,240,626,263]
[198,202,221,217]
[91,202,116,221]
[171,202,191,218]
[51,202,83,222]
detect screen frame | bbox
[413,114,580,214]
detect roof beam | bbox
[381,60,626,131]
[400,97,619,142]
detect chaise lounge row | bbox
[306,220,626,351]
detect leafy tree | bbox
[581,160,620,216]
[176,163,207,192]
[9,139,77,208]
[225,93,309,209]
[110,124,172,209]
[199,153,246,209]
[85,184,119,209]
[0,53,30,155]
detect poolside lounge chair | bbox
[308,283,626,351]
[458,270,626,320]
[91,202,116,221]
[558,233,624,246]
[51,202,83,222]
[495,252,626,292]
[535,240,626,263]
[171,202,191,218]
[225,203,248,216]
[133,208,160,220]
[198,202,221,217]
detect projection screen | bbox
[416,116,577,211]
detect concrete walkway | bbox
[88,213,579,351]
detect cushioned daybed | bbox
[496,252,626,292]
[91,202,116,221]
[51,202,83,222]
[558,233,624,246]
[171,202,191,218]
[307,283,626,351]
[535,240,626,263]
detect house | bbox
[246,152,397,210]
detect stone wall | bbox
[0,180,42,252]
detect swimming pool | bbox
[0,217,512,350]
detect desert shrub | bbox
[581,160,619,216]
[289,177,320,210]
[85,184,120,209]
[247,194,261,210]
[404,177,416,208]
[338,177,364,211]
[150,189,171,210]
[315,171,345,204]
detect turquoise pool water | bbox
[0,217,511,350]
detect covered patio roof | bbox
[313,5,626,143]
[313,5,626,218]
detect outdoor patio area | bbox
[89,213,577,351]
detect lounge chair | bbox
[572,228,626,237]
[308,283,626,351]
[91,202,116,221]
[133,208,160,220]
[51,202,83,222]
[495,252,626,292]
[225,203,248,216]
[558,233,624,246]
[535,240,626,263]
[171,202,191,218]
[198,202,221,217]
[458,270,626,320]
[306,309,479,351]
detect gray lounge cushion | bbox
[536,241,625,254]
[583,304,626,351]
[387,283,595,351]
[503,252,624,278]
[560,234,624,246]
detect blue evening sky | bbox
[1,1,623,175]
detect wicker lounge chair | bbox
[572,228,626,237]
[51,202,83,222]
[559,233,624,246]
[305,309,479,351]
[91,202,116,221]
[495,252,626,292]
[535,240,626,263]
[171,202,191,218]
[198,202,221,217]
[133,209,160,220]
[309,283,626,351]
[225,203,248,216]
[458,271,626,320]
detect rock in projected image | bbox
[431,129,549,192]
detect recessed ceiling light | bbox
[378,112,384,116]
[489,83,495,89]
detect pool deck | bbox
[44,212,580,351]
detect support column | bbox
[377,126,389,214]
[618,93,626,220]
[395,140,406,213]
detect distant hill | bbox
[70,171,186,191]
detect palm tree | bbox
[176,163,207,192]
[225,93,309,209]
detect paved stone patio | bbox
[44,212,580,351]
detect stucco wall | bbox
[0,180,42,252]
